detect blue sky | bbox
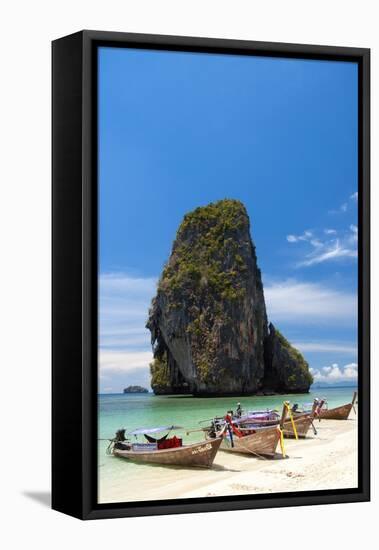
[98,47,358,393]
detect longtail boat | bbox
[205,408,286,458]
[281,399,324,439]
[109,426,222,468]
[227,400,323,439]
[318,391,357,420]
[233,409,281,428]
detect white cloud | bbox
[311,362,357,384]
[99,350,154,374]
[287,235,297,243]
[310,239,323,248]
[293,342,357,354]
[286,220,357,268]
[297,238,357,267]
[99,273,157,351]
[349,224,358,245]
[265,280,357,324]
[286,230,313,243]
[328,192,357,214]
[98,273,159,390]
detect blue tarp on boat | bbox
[132,443,157,451]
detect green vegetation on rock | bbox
[159,199,249,304]
[275,329,313,386]
[150,354,170,390]
[264,323,313,392]
[276,329,313,384]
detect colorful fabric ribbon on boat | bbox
[284,401,298,440]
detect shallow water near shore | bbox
[98,386,357,504]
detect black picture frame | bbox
[52,30,370,520]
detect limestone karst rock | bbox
[147,199,312,395]
[263,323,313,393]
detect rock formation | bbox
[263,323,313,393]
[123,385,149,394]
[147,199,313,395]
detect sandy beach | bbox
[98,416,358,503]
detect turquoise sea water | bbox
[98,386,357,502]
[98,386,356,440]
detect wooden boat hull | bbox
[113,437,222,468]
[319,403,353,420]
[282,414,313,439]
[220,426,280,457]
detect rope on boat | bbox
[221,422,285,460]
[228,428,286,460]
[227,437,270,460]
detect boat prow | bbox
[280,399,323,439]
[220,425,281,457]
[282,413,314,439]
[318,392,357,421]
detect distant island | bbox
[123,385,149,394]
[147,199,313,396]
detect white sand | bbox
[99,417,358,503]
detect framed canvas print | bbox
[52,30,370,520]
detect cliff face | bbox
[147,199,312,395]
[150,355,191,395]
[263,323,313,393]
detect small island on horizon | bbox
[123,385,149,394]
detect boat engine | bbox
[115,428,126,442]
[208,421,217,439]
[106,428,131,454]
